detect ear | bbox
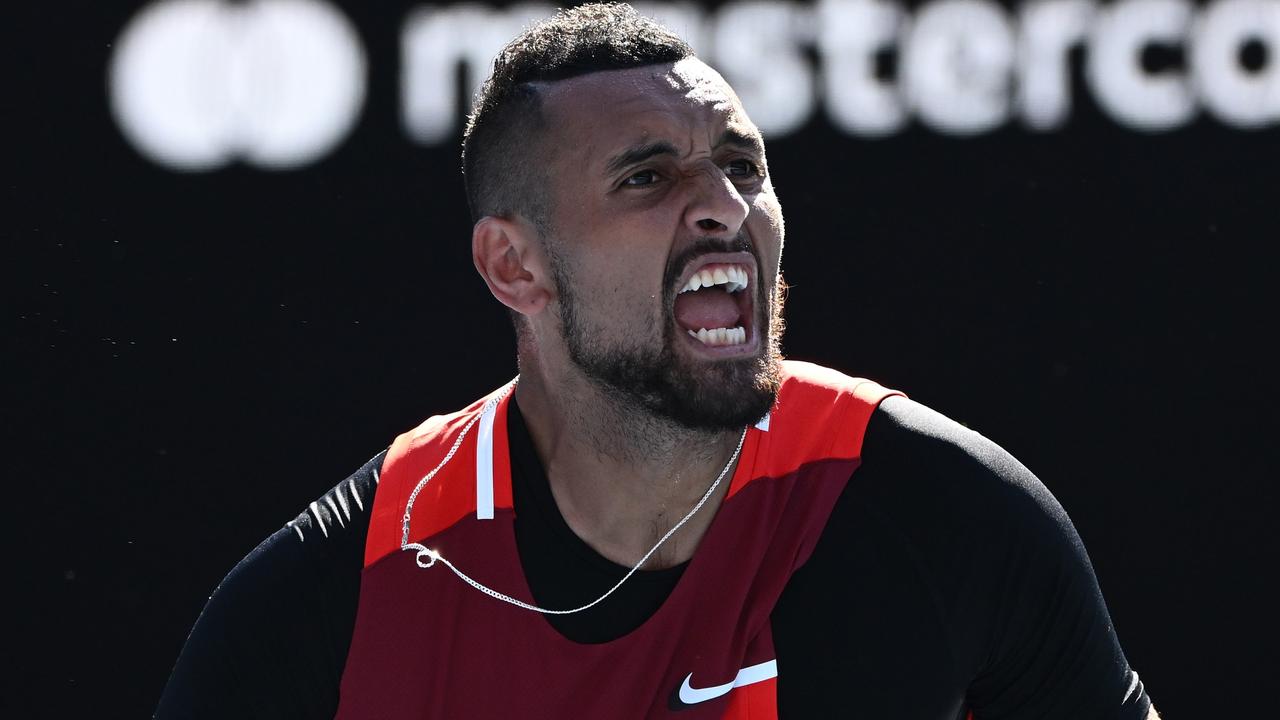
[472,216,553,318]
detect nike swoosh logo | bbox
[669,659,778,709]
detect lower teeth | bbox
[688,327,746,346]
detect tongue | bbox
[674,288,741,332]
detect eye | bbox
[622,169,659,187]
[725,159,760,178]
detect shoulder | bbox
[200,449,384,620]
[286,449,386,548]
[803,392,1079,588]
[156,451,386,718]
[868,395,1032,485]
[859,395,1076,543]
[848,395,1090,603]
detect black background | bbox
[7,0,1277,717]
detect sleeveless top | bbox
[335,360,903,719]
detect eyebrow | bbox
[718,127,765,157]
[602,127,766,179]
[604,141,680,177]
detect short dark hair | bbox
[461,3,694,225]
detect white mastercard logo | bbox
[109,0,367,171]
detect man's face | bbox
[535,58,785,430]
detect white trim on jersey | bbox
[475,399,498,520]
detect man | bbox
[157,4,1157,718]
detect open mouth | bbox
[671,253,757,352]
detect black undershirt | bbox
[509,400,687,643]
[156,395,1151,719]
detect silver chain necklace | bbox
[400,378,748,615]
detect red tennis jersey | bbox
[336,361,902,718]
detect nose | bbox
[683,166,749,238]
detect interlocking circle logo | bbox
[109,0,367,171]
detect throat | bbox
[512,379,742,567]
[546,439,739,568]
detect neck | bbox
[514,359,742,570]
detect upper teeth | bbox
[679,265,749,294]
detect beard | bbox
[547,237,784,431]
